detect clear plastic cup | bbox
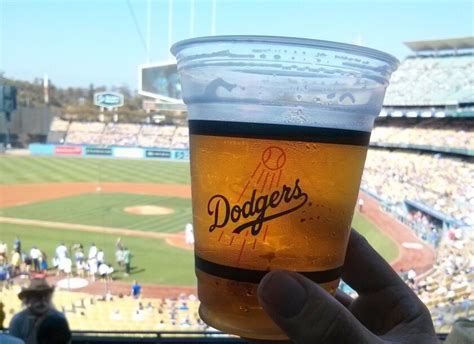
[172,36,398,340]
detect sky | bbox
[0,0,473,89]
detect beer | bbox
[171,35,398,340]
[189,119,369,340]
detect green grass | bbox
[0,213,397,286]
[0,156,190,184]
[352,212,399,262]
[0,155,399,285]
[0,223,196,286]
[1,193,192,233]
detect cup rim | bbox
[171,35,399,67]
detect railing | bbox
[71,331,245,343]
[69,331,448,343]
[369,142,474,157]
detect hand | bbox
[257,229,437,343]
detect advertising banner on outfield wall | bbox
[172,149,189,160]
[54,145,83,156]
[29,143,55,155]
[145,149,172,159]
[113,147,144,159]
[85,147,113,156]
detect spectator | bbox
[11,250,22,277]
[76,258,85,278]
[96,248,104,265]
[115,237,123,251]
[131,280,141,299]
[87,256,98,282]
[36,313,71,344]
[13,237,21,253]
[88,243,97,261]
[9,278,65,344]
[40,252,48,273]
[55,243,68,260]
[0,241,8,261]
[185,223,194,245]
[74,245,84,262]
[98,262,113,282]
[0,263,10,291]
[115,247,124,270]
[51,256,60,275]
[123,247,131,276]
[62,257,72,278]
[23,254,32,274]
[75,246,85,277]
[29,247,41,272]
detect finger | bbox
[258,270,380,344]
[342,230,405,295]
[335,289,353,308]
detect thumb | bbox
[257,270,380,344]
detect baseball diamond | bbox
[0,155,433,288]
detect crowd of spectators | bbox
[362,149,473,226]
[51,115,473,153]
[0,238,133,287]
[404,211,442,247]
[384,54,474,106]
[408,228,473,333]
[64,121,105,146]
[49,118,70,132]
[371,120,474,150]
[1,281,208,337]
[48,119,189,149]
[137,125,177,148]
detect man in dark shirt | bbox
[9,278,66,344]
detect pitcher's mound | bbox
[124,205,175,216]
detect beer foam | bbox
[188,103,375,132]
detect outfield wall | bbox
[29,143,190,161]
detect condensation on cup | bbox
[172,36,398,340]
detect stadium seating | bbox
[52,120,189,149]
[0,286,206,333]
[384,54,474,106]
[371,120,474,151]
[171,127,189,149]
[412,230,473,333]
[47,118,71,143]
[64,122,106,145]
[50,118,70,132]
[362,149,473,226]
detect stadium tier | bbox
[383,54,473,107]
[0,287,208,333]
[47,117,474,153]
[362,149,473,226]
[48,118,189,149]
[371,119,474,152]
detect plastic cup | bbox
[172,35,398,340]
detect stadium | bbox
[0,36,473,343]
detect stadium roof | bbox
[404,37,474,52]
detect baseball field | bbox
[0,155,399,286]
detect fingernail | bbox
[259,270,307,318]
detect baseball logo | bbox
[261,146,286,170]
